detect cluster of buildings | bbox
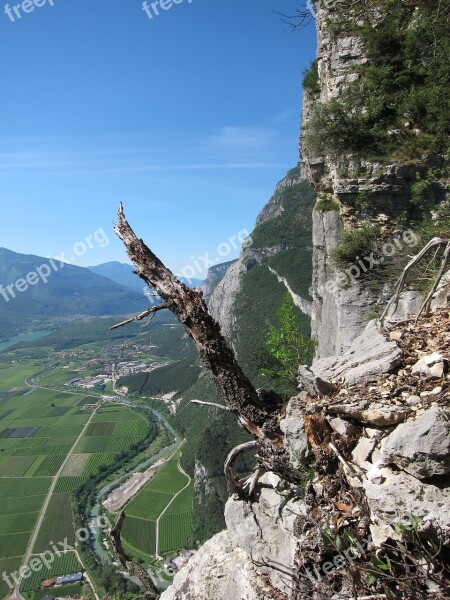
[65,374,111,390]
[64,360,162,391]
[41,571,84,592]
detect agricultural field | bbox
[121,448,193,560]
[20,551,81,594]
[0,357,154,599]
[34,492,75,553]
[0,325,178,599]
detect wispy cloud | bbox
[0,125,287,176]
[206,126,275,151]
[273,109,296,124]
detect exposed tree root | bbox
[224,440,261,495]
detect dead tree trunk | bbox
[110,511,160,599]
[112,204,293,480]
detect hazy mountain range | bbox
[88,261,203,290]
[0,249,147,339]
[0,250,203,340]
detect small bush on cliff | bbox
[302,59,320,95]
[332,224,382,269]
[259,294,315,386]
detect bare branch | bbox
[380,237,449,323]
[416,241,450,322]
[241,467,263,496]
[113,204,290,462]
[224,441,260,495]
[189,399,231,411]
[110,302,170,330]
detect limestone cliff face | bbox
[301,4,446,359]
[201,260,237,303]
[207,167,315,375]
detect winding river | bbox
[89,400,180,565]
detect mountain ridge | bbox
[0,248,148,339]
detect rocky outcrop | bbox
[225,473,300,595]
[312,320,402,385]
[159,531,286,600]
[364,465,450,546]
[310,198,373,359]
[380,405,450,479]
[207,166,315,354]
[207,256,247,342]
[255,167,303,225]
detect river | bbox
[89,401,180,573]
[0,330,51,352]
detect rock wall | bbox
[300,5,446,359]
[207,167,315,364]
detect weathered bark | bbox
[224,440,261,494]
[113,204,293,479]
[110,510,159,599]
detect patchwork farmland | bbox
[0,361,153,600]
[120,446,193,559]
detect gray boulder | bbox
[364,465,450,546]
[280,394,310,468]
[313,320,402,385]
[381,405,450,479]
[225,473,301,594]
[160,530,278,600]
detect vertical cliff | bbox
[301,1,449,360]
[208,165,315,386]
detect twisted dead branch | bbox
[380,237,450,324]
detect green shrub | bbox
[306,1,450,160]
[411,169,449,208]
[332,224,382,269]
[259,294,316,386]
[302,59,320,95]
[315,198,340,212]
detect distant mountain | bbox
[0,248,149,339]
[88,261,203,290]
[201,260,237,301]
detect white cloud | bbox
[206,126,275,150]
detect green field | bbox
[34,493,75,553]
[121,516,156,555]
[159,512,192,553]
[0,495,46,516]
[20,552,81,593]
[0,557,22,600]
[0,531,31,558]
[0,364,41,389]
[0,477,51,498]
[122,448,193,559]
[0,512,39,536]
[0,369,155,599]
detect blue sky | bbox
[0,0,316,277]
